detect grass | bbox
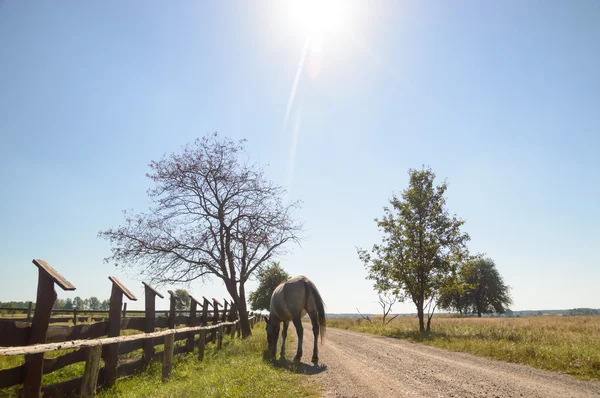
[0,327,318,398]
[328,315,600,381]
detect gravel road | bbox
[294,325,600,398]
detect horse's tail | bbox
[304,279,326,343]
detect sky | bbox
[0,1,598,315]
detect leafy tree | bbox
[73,296,85,310]
[462,257,512,317]
[53,299,65,309]
[100,300,110,311]
[87,297,101,311]
[63,298,74,310]
[100,133,302,337]
[174,289,191,310]
[248,262,290,311]
[358,167,470,333]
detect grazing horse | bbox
[265,275,326,364]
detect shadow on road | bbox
[263,351,327,375]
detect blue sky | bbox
[1,1,598,314]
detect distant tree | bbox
[73,296,85,310]
[358,167,470,333]
[99,133,302,337]
[248,262,290,311]
[63,298,73,310]
[53,299,65,310]
[174,289,191,310]
[100,300,110,311]
[462,257,512,317]
[87,297,101,311]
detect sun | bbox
[286,0,353,50]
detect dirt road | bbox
[293,325,600,398]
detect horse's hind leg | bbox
[291,317,303,362]
[309,312,320,364]
[280,321,289,359]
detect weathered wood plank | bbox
[23,269,57,398]
[155,316,168,329]
[104,281,123,387]
[0,319,243,356]
[198,329,205,361]
[80,345,102,398]
[108,276,137,301]
[173,315,190,326]
[120,316,145,331]
[32,259,76,291]
[119,339,144,356]
[0,319,31,347]
[142,282,164,299]
[117,358,144,377]
[162,333,174,382]
[46,322,109,343]
[0,364,25,389]
[41,376,82,398]
[43,348,86,374]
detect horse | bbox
[265,275,326,364]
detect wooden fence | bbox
[0,259,261,398]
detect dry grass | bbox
[328,315,600,380]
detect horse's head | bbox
[264,316,280,352]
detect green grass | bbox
[99,327,318,398]
[328,315,600,381]
[1,327,318,398]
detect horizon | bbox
[1,1,598,314]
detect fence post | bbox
[26,301,33,322]
[80,345,102,398]
[167,290,182,330]
[217,324,224,350]
[73,308,78,326]
[230,320,236,339]
[122,302,128,318]
[201,297,210,344]
[142,282,164,368]
[23,259,76,398]
[221,299,229,334]
[212,298,221,344]
[104,277,137,387]
[198,329,206,361]
[187,295,200,353]
[162,333,174,382]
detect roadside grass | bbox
[328,315,600,381]
[1,326,318,398]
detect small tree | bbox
[73,296,85,310]
[100,134,302,337]
[87,297,101,311]
[248,261,290,311]
[358,167,470,333]
[174,289,191,310]
[463,257,512,317]
[100,300,110,311]
[377,292,399,325]
[63,298,73,310]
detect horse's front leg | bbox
[280,321,289,359]
[292,317,303,362]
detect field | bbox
[327,315,600,381]
[0,327,318,398]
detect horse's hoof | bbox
[293,356,301,363]
[311,356,319,364]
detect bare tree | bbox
[378,293,399,325]
[356,308,372,323]
[99,133,302,337]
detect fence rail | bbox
[0,259,261,398]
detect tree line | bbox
[0,297,110,311]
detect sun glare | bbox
[286,0,353,49]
